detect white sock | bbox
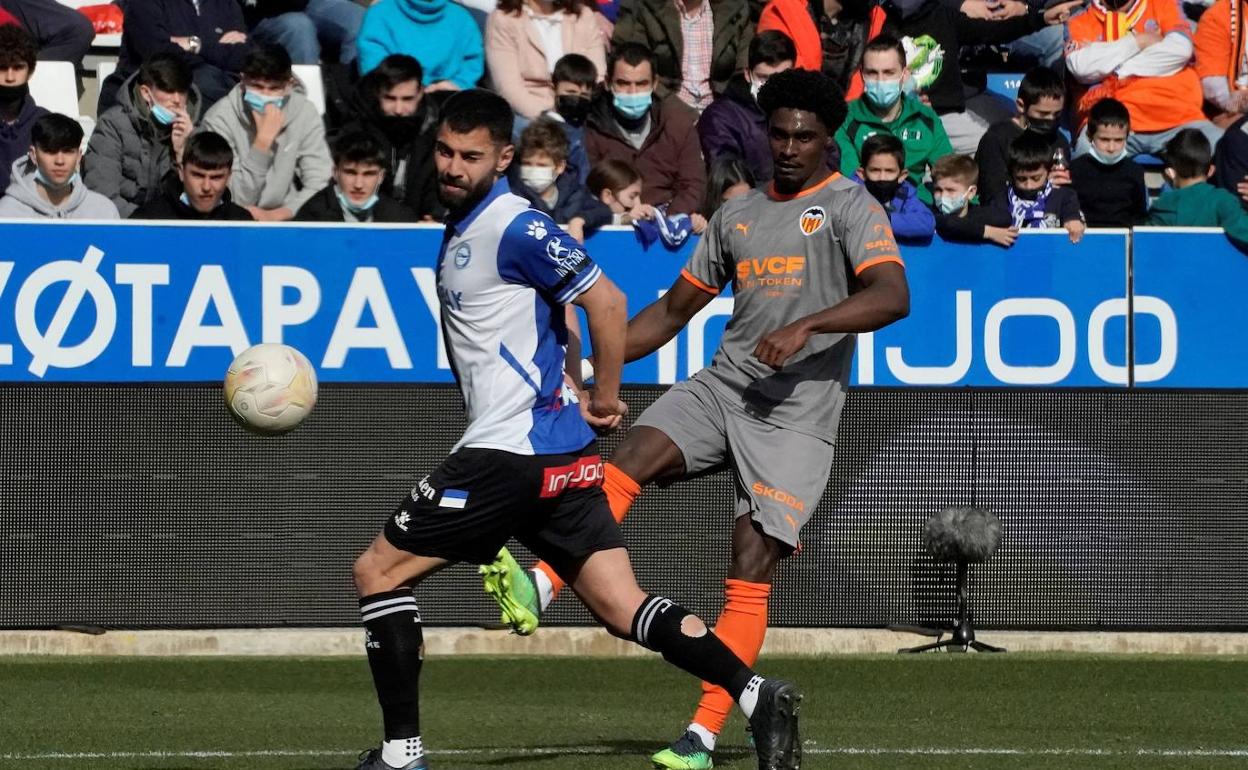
[688,722,717,751]
[381,736,423,767]
[531,568,555,612]
[737,675,765,719]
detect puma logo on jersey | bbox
[799,206,826,235]
[735,222,751,236]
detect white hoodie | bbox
[0,157,120,219]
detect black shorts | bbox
[383,443,626,573]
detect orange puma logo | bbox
[735,222,751,236]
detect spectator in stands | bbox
[0,24,44,193]
[485,0,607,121]
[1149,129,1248,248]
[511,117,611,241]
[610,0,753,112]
[1194,0,1248,126]
[584,43,706,218]
[106,0,250,111]
[84,54,200,218]
[1213,116,1248,206]
[703,155,754,217]
[834,34,952,204]
[0,114,119,219]
[0,0,93,66]
[243,0,366,66]
[357,0,484,90]
[1070,98,1147,227]
[1067,0,1222,158]
[854,132,933,241]
[974,66,1071,206]
[546,53,597,184]
[756,0,886,101]
[587,157,654,224]
[992,131,1085,242]
[131,131,254,220]
[697,30,795,183]
[200,43,332,222]
[932,153,1015,246]
[333,54,442,220]
[296,131,415,222]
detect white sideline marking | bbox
[4,746,1248,761]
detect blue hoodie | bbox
[357,0,484,89]
[852,176,935,242]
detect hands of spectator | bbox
[170,110,193,162]
[169,36,196,51]
[1236,176,1248,202]
[219,31,248,45]
[1066,220,1086,243]
[1230,90,1248,113]
[960,0,996,19]
[1133,30,1163,48]
[631,203,656,221]
[567,217,587,244]
[1044,0,1083,25]
[984,225,1019,247]
[993,0,1028,19]
[689,212,708,234]
[251,103,284,152]
[1049,166,1072,186]
[246,206,295,222]
[918,92,933,107]
[426,80,461,93]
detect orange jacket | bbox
[757,0,885,101]
[1194,0,1243,83]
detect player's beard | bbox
[437,171,497,216]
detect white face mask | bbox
[749,76,762,100]
[520,165,557,193]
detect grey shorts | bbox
[633,377,836,549]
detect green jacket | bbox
[1147,181,1248,250]
[834,95,953,204]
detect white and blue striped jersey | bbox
[437,177,602,455]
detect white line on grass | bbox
[5,746,1248,761]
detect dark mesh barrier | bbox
[3,385,1247,630]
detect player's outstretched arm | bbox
[573,274,629,431]
[754,262,910,369]
[623,274,719,363]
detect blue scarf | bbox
[1008,181,1053,229]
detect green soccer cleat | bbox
[479,547,541,636]
[651,730,714,769]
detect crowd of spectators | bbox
[3,0,1248,245]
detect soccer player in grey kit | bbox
[482,69,911,770]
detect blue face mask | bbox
[864,79,903,109]
[1090,144,1129,166]
[243,89,288,114]
[936,193,967,215]
[150,102,177,126]
[335,185,379,215]
[35,166,78,191]
[612,91,652,120]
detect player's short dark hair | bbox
[552,53,597,88]
[705,156,755,216]
[587,158,641,197]
[860,133,905,168]
[608,42,657,82]
[757,68,848,135]
[332,130,387,167]
[862,33,906,68]
[242,42,293,82]
[366,54,423,92]
[518,118,570,165]
[441,88,514,145]
[139,52,192,94]
[1087,97,1131,137]
[749,30,796,70]
[932,153,977,185]
[1017,66,1066,108]
[31,113,83,153]
[183,131,235,171]
[1163,128,1213,179]
[0,24,36,72]
[1007,131,1054,175]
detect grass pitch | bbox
[1,654,1247,769]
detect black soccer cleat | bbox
[747,678,803,770]
[354,748,429,770]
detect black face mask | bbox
[1026,117,1058,136]
[1014,185,1043,200]
[864,178,901,204]
[378,113,421,141]
[0,82,28,106]
[556,95,591,127]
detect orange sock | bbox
[692,579,771,737]
[534,462,641,598]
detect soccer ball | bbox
[223,343,318,434]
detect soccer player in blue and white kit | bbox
[351,90,804,770]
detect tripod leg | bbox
[970,640,1007,653]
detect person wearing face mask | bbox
[853,132,934,240]
[834,34,952,204]
[200,43,332,222]
[131,131,254,220]
[987,131,1085,243]
[973,66,1072,206]
[0,114,119,219]
[584,43,707,223]
[508,118,611,242]
[1070,98,1148,227]
[83,54,201,218]
[931,152,1016,246]
[0,25,45,194]
[698,31,796,183]
[296,131,417,223]
[533,53,597,186]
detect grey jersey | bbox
[681,174,904,442]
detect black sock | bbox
[631,594,757,700]
[360,588,424,739]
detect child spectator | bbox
[513,117,611,242]
[992,132,1085,243]
[297,131,416,223]
[1148,129,1248,249]
[587,157,652,225]
[974,66,1072,206]
[0,24,45,193]
[0,114,119,219]
[704,156,755,219]
[546,53,596,184]
[130,131,253,220]
[931,153,1015,247]
[855,133,933,241]
[1070,98,1148,228]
